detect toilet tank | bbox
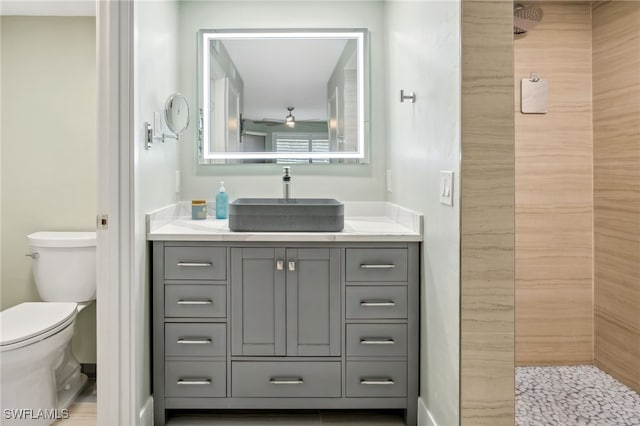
[27,232,96,302]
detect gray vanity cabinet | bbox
[153,241,419,426]
[231,247,341,357]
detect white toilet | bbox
[0,232,96,425]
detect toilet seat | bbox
[0,302,77,351]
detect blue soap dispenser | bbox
[216,181,228,219]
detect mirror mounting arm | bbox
[144,122,180,150]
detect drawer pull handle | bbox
[177,262,213,267]
[360,338,395,345]
[176,338,212,345]
[177,299,213,305]
[360,264,396,269]
[360,378,395,385]
[360,301,395,307]
[177,378,212,385]
[269,378,304,385]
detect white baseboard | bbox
[418,397,439,426]
[138,396,153,426]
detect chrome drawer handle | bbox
[360,264,396,269]
[360,301,395,307]
[177,262,213,267]
[177,378,212,385]
[269,378,304,385]
[177,299,212,305]
[360,378,395,385]
[176,338,212,345]
[360,338,395,345]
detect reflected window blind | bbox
[274,133,329,164]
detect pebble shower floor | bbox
[516,365,640,426]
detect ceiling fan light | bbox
[285,106,295,127]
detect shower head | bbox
[514,3,543,35]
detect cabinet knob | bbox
[288,261,296,272]
[276,260,284,270]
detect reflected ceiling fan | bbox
[249,107,325,127]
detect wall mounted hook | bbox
[400,90,416,103]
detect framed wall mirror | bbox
[197,29,368,164]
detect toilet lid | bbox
[27,231,96,247]
[0,302,77,348]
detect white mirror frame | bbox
[199,29,367,161]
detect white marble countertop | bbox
[147,201,423,242]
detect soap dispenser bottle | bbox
[215,181,228,219]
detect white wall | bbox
[134,0,180,421]
[385,2,461,426]
[177,1,387,202]
[0,16,97,363]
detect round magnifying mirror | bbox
[164,93,190,137]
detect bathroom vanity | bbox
[148,202,422,426]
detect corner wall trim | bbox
[418,397,439,426]
[139,396,153,426]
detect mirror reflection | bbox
[165,93,190,137]
[198,29,367,163]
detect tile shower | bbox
[514,2,640,425]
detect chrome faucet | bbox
[282,166,291,200]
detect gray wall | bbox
[0,16,97,363]
[134,0,181,420]
[385,2,461,425]
[177,1,387,202]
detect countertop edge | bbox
[147,201,423,242]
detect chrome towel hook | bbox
[400,90,416,103]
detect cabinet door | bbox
[286,248,341,356]
[231,248,286,356]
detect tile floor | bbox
[166,410,406,425]
[516,365,640,426]
[55,379,406,426]
[56,406,406,426]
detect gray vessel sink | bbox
[228,198,344,232]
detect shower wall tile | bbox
[461,0,515,424]
[514,1,594,366]
[461,332,515,426]
[592,0,640,394]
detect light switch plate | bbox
[440,170,454,206]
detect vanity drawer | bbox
[346,361,407,397]
[346,286,408,319]
[165,323,226,357]
[232,361,341,398]
[164,246,227,280]
[345,249,408,282]
[165,284,227,318]
[165,361,226,398]
[346,323,407,357]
